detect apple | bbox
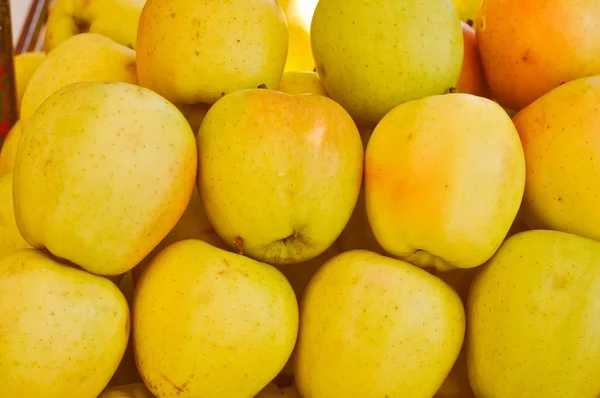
[0,172,31,260]
[311,0,463,127]
[477,0,600,110]
[136,0,288,105]
[294,250,465,398]
[43,0,146,51]
[20,33,137,128]
[14,81,197,276]
[197,88,363,265]
[513,75,600,242]
[0,249,130,398]
[134,239,298,398]
[0,120,22,176]
[468,230,600,397]
[365,93,525,271]
[13,52,46,114]
[277,71,328,96]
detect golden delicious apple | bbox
[136,0,288,105]
[100,383,155,398]
[277,71,328,96]
[513,76,600,241]
[365,93,525,271]
[0,248,130,398]
[14,52,46,114]
[44,0,146,51]
[0,120,22,176]
[20,33,137,127]
[277,0,319,72]
[311,0,463,127]
[134,239,298,398]
[14,81,197,276]
[467,230,600,397]
[256,382,301,398]
[197,89,363,265]
[0,173,30,260]
[295,250,465,398]
[477,0,600,111]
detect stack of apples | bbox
[3,0,600,397]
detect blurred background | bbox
[11,0,34,45]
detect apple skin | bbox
[513,75,600,241]
[311,0,463,127]
[20,33,137,128]
[467,230,600,397]
[197,88,363,265]
[43,0,146,52]
[477,0,600,111]
[365,93,525,271]
[277,71,328,97]
[14,82,197,276]
[294,250,465,398]
[136,0,288,105]
[14,52,46,115]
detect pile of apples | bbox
[4,0,600,397]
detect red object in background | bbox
[0,0,17,140]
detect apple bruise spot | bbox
[257,84,268,89]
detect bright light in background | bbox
[293,0,320,32]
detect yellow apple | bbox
[311,0,463,127]
[0,248,130,397]
[467,230,600,397]
[277,71,328,96]
[514,76,600,242]
[295,250,465,398]
[14,52,46,114]
[100,383,155,398]
[20,33,137,127]
[0,120,22,176]
[277,0,319,72]
[136,0,288,105]
[44,0,146,51]
[365,93,525,271]
[14,82,197,276]
[0,172,30,260]
[197,89,363,265]
[134,239,298,398]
